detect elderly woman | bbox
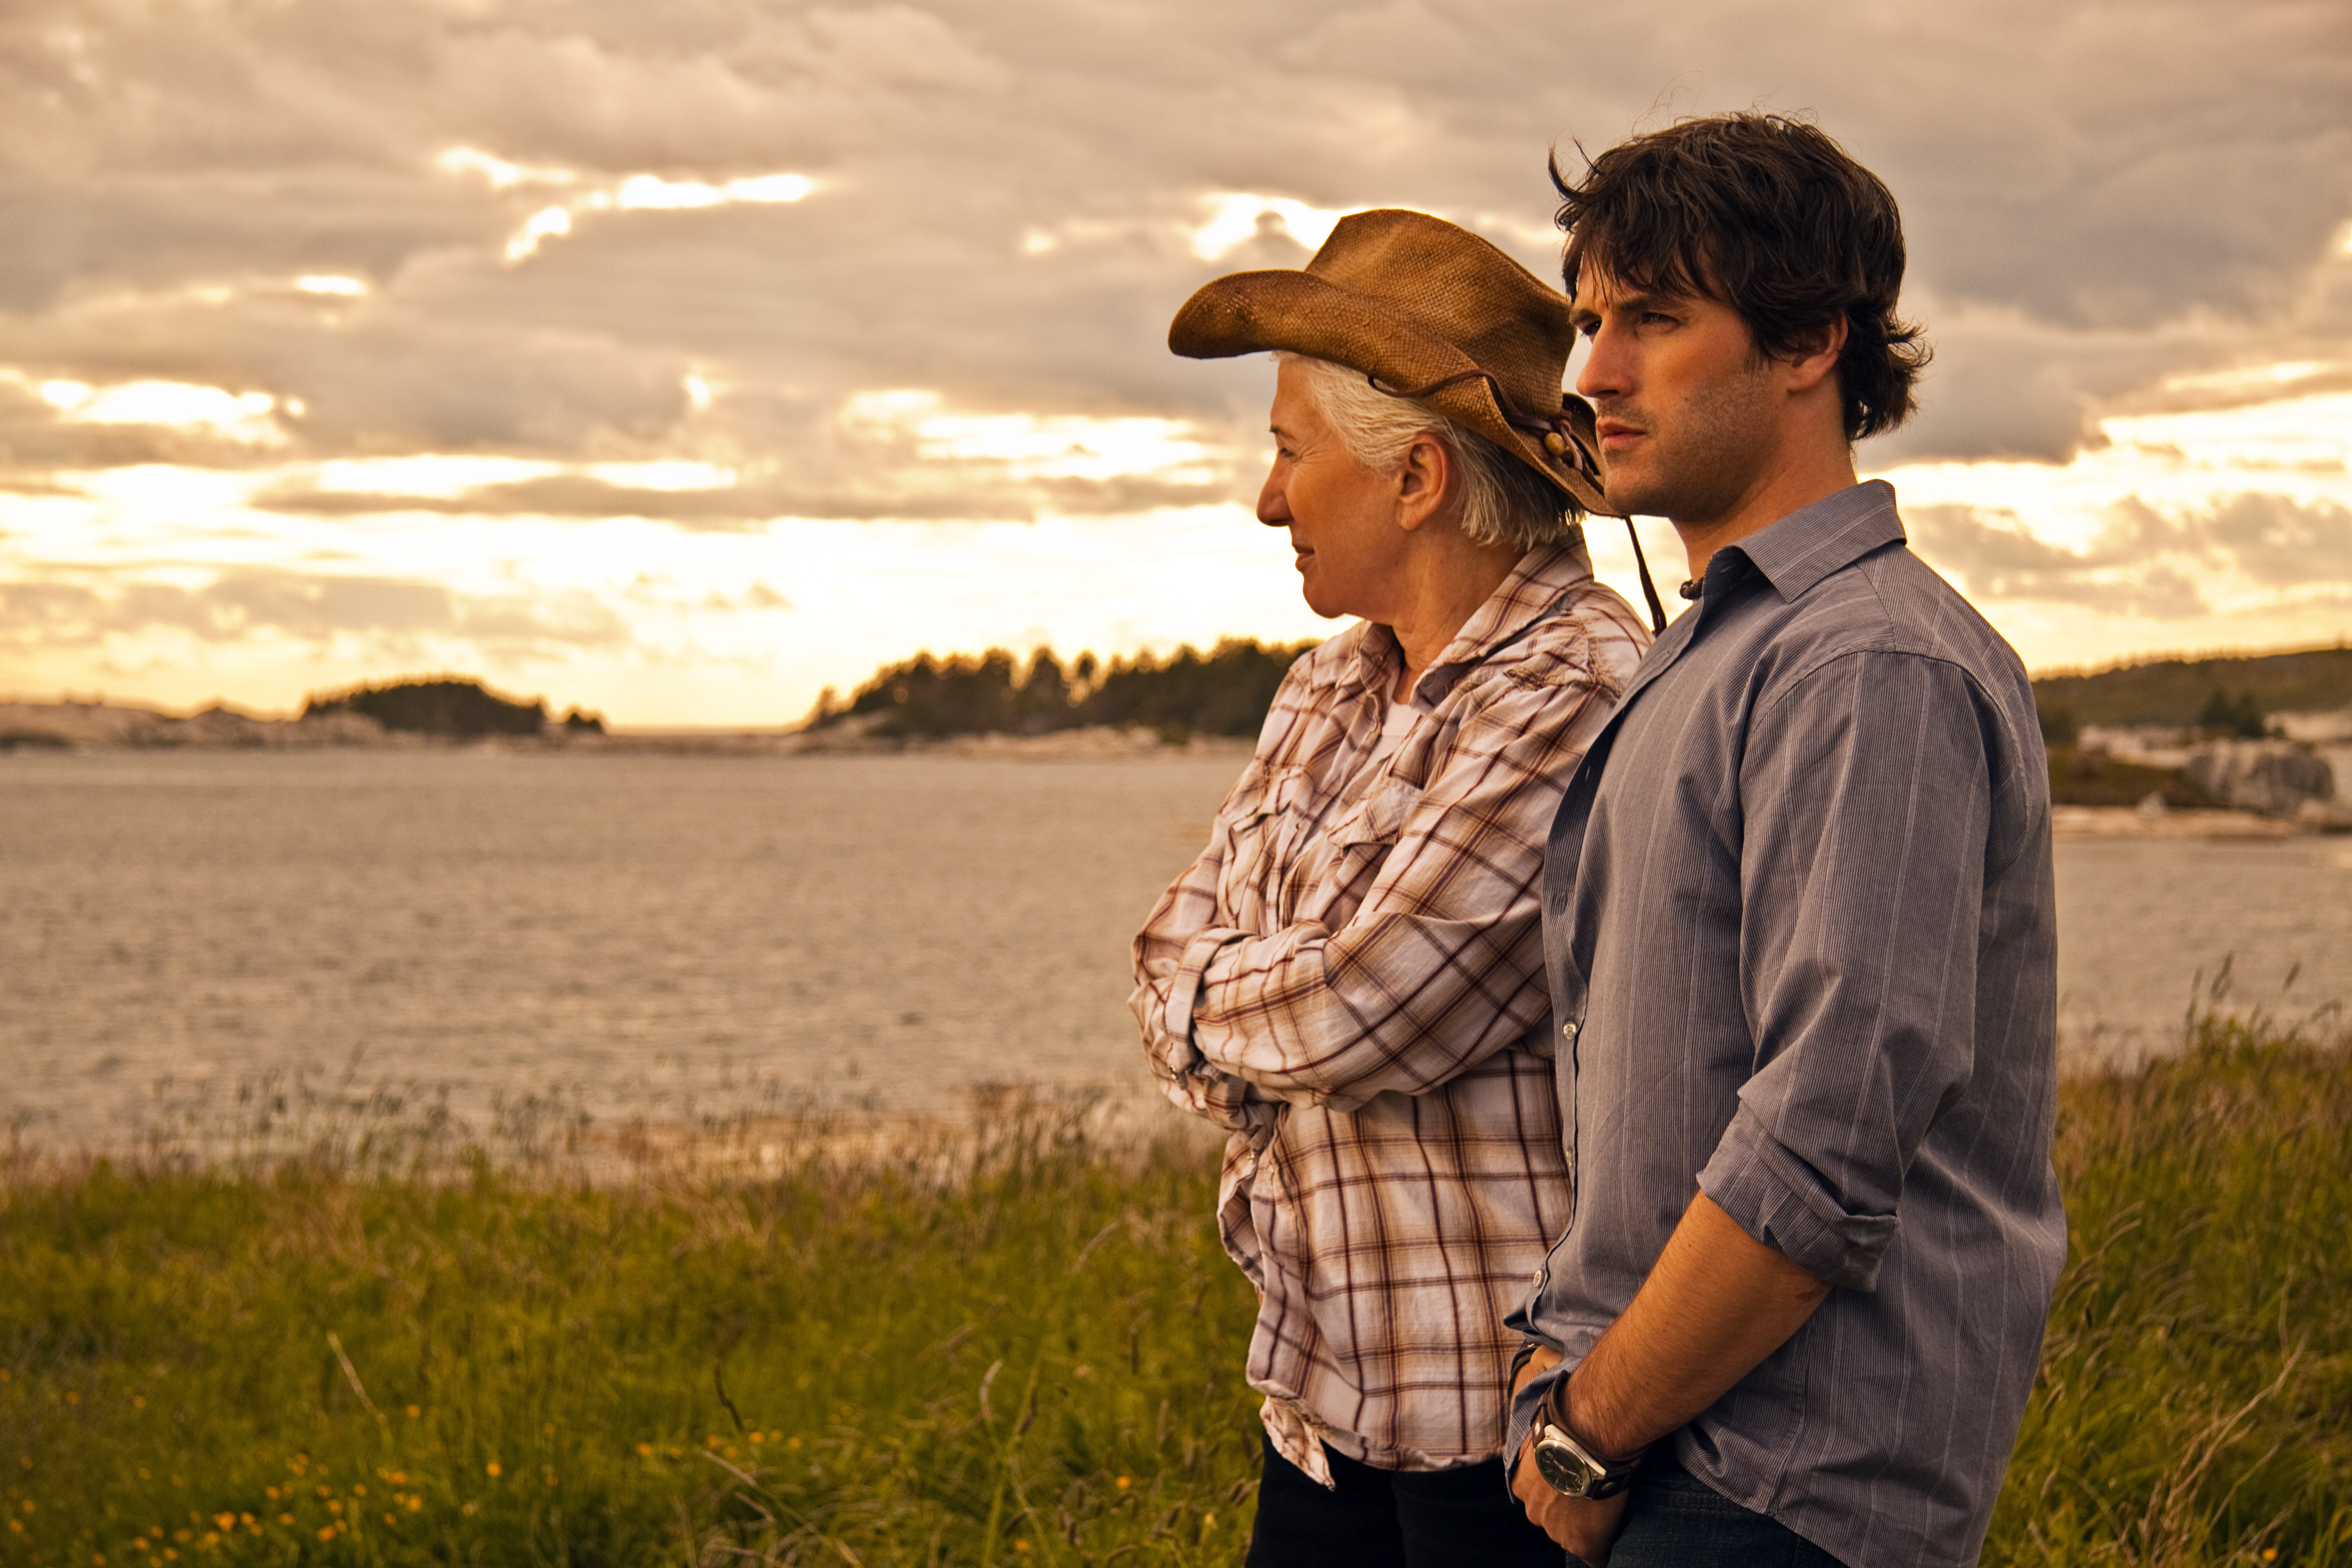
[1131,209,1660,1567]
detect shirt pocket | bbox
[1217,763,1316,929]
[1297,772,1423,926]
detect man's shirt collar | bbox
[1717,479,1905,602]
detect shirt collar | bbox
[1349,534,1598,705]
[1719,479,1905,602]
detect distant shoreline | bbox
[0,699,1251,761]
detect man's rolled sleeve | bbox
[1705,648,1995,1291]
[1698,1107,1900,1290]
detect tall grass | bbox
[1,1023,2347,1566]
[1990,1017,2352,1566]
[0,1110,1260,1566]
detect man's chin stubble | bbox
[1600,465,1726,526]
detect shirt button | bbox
[1560,1020,1579,1041]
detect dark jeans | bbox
[1580,1459,1844,1568]
[1246,1432,1561,1568]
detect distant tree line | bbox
[2032,643,2352,741]
[302,677,605,737]
[805,639,1320,740]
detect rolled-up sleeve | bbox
[1695,649,1993,1292]
[1131,798,1269,1131]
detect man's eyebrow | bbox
[1574,289,1677,323]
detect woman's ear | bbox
[1394,434,1452,533]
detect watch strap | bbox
[1533,1377,1648,1499]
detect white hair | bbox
[1278,352,1576,551]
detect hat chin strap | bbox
[1618,520,1667,636]
[1365,368,1667,636]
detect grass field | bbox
[2,1018,2347,1567]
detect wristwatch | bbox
[1530,1383,1647,1500]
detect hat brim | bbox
[1169,270,1613,517]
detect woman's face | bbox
[1257,360,1410,622]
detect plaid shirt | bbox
[1130,539,1648,1481]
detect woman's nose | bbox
[1256,466,1292,527]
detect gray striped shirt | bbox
[1509,481,2066,1568]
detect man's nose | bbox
[1255,465,1291,527]
[1573,324,1628,402]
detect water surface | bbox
[4,750,2346,1154]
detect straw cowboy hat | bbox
[1167,207,1663,629]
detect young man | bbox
[1506,114,2066,1568]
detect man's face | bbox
[1569,260,1781,528]
[1256,359,1410,621]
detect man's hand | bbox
[1511,1442,1628,1562]
[1508,1346,1631,1563]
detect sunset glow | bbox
[1,0,2345,725]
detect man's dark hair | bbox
[1551,113,1929,441]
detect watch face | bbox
[1533,1435,1599,1498]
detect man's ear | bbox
[1782,315,1849,394]
[1394,434,1452,533]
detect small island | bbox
[0,676,606,752]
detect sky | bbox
[1,0,2349,726]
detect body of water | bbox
[4,749,2348,1154]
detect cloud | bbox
[0,0,2344,503]
[1909,490,2352,617]
[0,568,629,652]
[2200,491,2352,585]
[1,0,2350,724]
